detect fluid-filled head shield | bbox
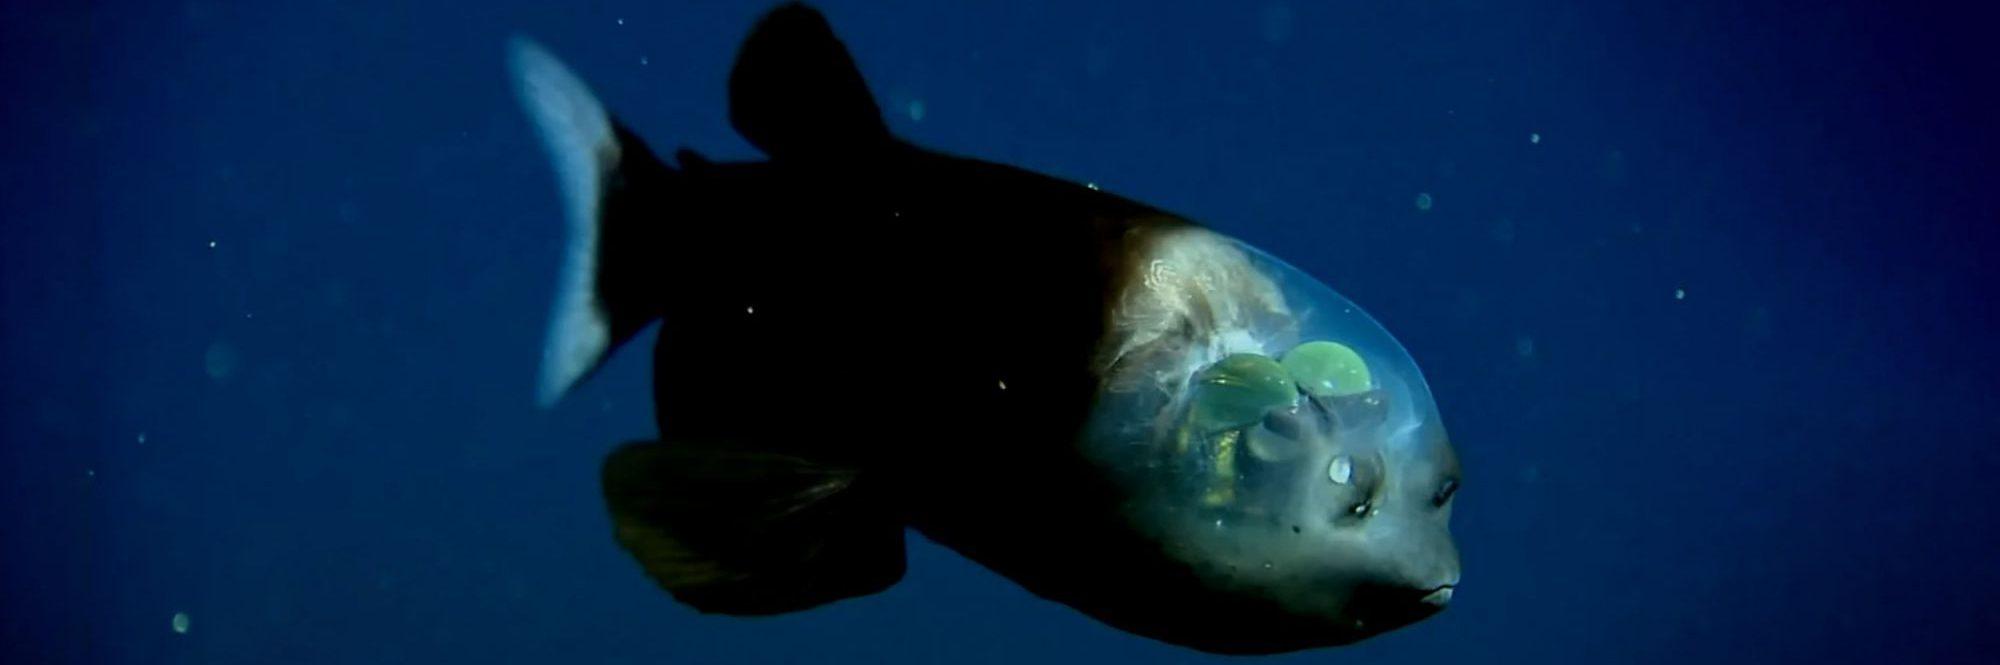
[1085,224,1458,643]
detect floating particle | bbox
[85,468,95,478]
[1260,3,1294,46]
[1674,288,1686,301]
[137,432,148,444]
[1529,132,1541,144]
[1415,192,1434,211]
[744,305,755,314]
[1085,45,1113,78]
[1600,150,1627,183]
[204,342,239,381]
[207,240,217,249]
[906,99,925,122]
[616,18,624,25]
[1514,335,1536,359]
[997,380,1008,390]
[171,612,190,634]
[1744,306,1774,341]
[639,56,649,66]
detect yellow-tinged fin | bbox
[601,440,906,615]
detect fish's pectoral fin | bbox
[509,39,680,407]
[728,3,890,162]
[601,440,906,615]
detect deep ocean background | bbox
[5,1,1997,662]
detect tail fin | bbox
[509,39,674,406]
[728,3,891,162]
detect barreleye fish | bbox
[511,3,1461,655]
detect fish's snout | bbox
[1345,579,1453,631]
[1419,583,1456,607]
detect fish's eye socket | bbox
[1432,478,1460,508]
[1327,454,1380,525]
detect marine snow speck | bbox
[510,3,1462,655]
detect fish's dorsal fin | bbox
[728,3,889,161]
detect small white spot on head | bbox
[1085,182,1101,191]
[1328,456,1353,484]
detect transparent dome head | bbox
[1084,225,1457,625]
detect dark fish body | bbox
[515,4,1460,654]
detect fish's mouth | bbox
[1419,583,1456,607]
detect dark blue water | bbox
[5,1,1996,662]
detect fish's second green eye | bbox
[1188,353,1297,432]
[1282,340,1372,397]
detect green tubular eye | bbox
[1188,353,1298,432]
[1281,341,1373,397]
